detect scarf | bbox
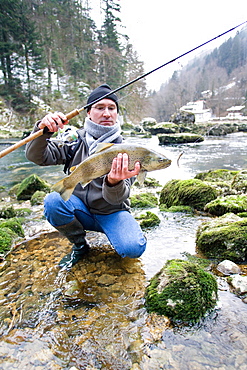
[84,117,121,155]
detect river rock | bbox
[196,213,247,262]
[147,122,178,135]
[228,274,247,294]
[216,260,241,275]
[158,133,204,145]
[204,194,247,216]
[13,174,51,201]
[231,170,247,193]
[159,179,217,211]
[145,259,218,324]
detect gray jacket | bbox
[25,123,135,215]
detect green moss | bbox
[16,174,50,200]
[15,208,32,217]
[0,218,24,237]
[145,259,218,324]
[160,179,217,211]
[204,194,247,216]
[0,227,16,253]
[0,205,16,219]
[31,190,47,205]
[160,205,194,213]
[158,133,204,145]
[196,215,247,262]
[195,169,238,182]
[231,170,247,192]
[134,176,162,188]
[136,211,161,229]
[130,192,158,208]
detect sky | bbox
[90,0,247,91]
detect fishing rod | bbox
[0,20,246,159]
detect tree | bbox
[97,0,126,88]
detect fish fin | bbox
[51,178,74,202]
[136,170,147,186]
[95,143,114,153]
[79,180,92,188]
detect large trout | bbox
[52,143,171,201]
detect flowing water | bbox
[0,133,247,369]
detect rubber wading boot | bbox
[56,218,89,269]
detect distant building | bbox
[180,100,212,122]
[226,106,245,119]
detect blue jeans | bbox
[44,192,146,258]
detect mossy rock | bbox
[0,227,15,253]
[145,259,218,324]
[195,169,238,183]
[231,170,247,193]
[136,211,161,229]
[148,122,178,135]
[31,190,47,205]
[141,117,157,130]
[0,205,16,219]
[16,174,50,200]
[0,217,24,237]
[134,176,162,188]
[159,204,194,213]
[130,192,158,208]
[204,194,247,216]
[158,133,204,145]
[15,208,32,217]
[196,213,247,262]
[159,179,217,211]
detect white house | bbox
[226,106,245,119]
[180,100,212,122]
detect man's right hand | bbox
[38,112,69,132]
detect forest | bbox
[0,0,147,124]
[0,0,247,126]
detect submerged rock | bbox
[145,259,218,324]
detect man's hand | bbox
[106,153,141,186]
[38,112,69,132]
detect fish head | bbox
[141,150,171,171]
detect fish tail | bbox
[51,178,74,202]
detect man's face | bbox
[87,98,118,126]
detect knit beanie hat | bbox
[86,84,119,112]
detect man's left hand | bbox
[106,153,140,186]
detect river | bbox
[0,132,247,369]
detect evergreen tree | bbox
[97,0,126,88]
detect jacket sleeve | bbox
[25,122,67,166]
[102,176,135,205]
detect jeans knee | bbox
[44,192,73,226]
[119,237,146,258]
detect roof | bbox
[226,106,245,112]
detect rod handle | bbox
[66,109,80,120]
[0,129,44,158]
